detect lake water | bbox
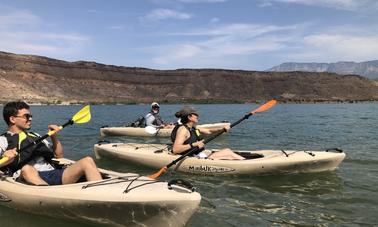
[0,103,377,226]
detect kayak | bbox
[93,143,346,175]
[100,122,231,137]
[0,158,201,226]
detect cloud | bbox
[260,0,378,11]
[178,0,228,3]
[303,33,378,61]
[144,8,192,20]
[107,25,124,30]
[0,10,40,28]
[144,21,378,70]
[0,9,90,57]
[147,22,297,68]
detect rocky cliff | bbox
[1,51,378,104]
[268,60,378,79]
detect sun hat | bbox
[175,106,198,118]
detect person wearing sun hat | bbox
[170,106,245,160]
[144,102,174,129]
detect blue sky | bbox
[0,0,377,70]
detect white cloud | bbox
[303,34,378,60]
[144,9,192,20]
[0,9,90,56]
[210,17,220,23]
[153,44,203,64]
[147,22,297,67]
[178,0,228,3]
[107,25,124,30]
[145,21,378,69]
[261,0,378,11]
[0,10,40,28]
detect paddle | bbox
[0,105,91,166]
[148,99,277,179]
[145,126,160,135]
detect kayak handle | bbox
[325,148,343,153]
[168,179,196,192]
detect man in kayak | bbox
[0,101,102,185]
[171,106,245,160]
[145,102,174,129]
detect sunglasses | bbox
[14,113,33,121]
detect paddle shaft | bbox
[166,113,251,168]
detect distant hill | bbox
[268,60,378,79]
[1,51,378,104]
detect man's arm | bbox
[48,125,64,158]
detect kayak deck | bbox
[0,158,201,226]
[100,122,231,137]
[94,143,346,175]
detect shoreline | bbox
[1,99,378,106]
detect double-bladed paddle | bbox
[0,105,91,166]
[148,99,277,179]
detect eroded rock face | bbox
[1,51,378,104]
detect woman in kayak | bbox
[171,106,245,160]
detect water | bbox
[0,103,377,226]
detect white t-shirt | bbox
[0,132,55,178]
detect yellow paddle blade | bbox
[72,105,91,124]
[251,99,277,114]
[0,156,9,166]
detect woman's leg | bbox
[208,148,245,160]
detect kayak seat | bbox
[237,152,264,160]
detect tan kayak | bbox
[93,143,346,175]
[100,122,231,137]
[0,158,201,226]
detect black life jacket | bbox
[171,124,204,156]
[1,131,54,173]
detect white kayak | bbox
[93,143,346,175]
[0,158,201,226]
[100,122,231,137]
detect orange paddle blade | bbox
[148,166,168,180]
[251,99,277,114]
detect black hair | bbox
[180,115,190,124]
[3,101,30,126]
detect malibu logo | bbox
[183,165,235,173]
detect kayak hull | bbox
[0,158,201,226]
[93,143,346,175]
[100,122,230,137]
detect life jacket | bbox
[171,124,204,156]
[1,131,54,173]
[146,112,164,126]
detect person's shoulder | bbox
[145,113,153,118]
[176,125,188,134]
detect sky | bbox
[0,0,377,70]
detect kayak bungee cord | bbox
[123,176,163,193]
[82,174,140,189]
[81,175,169,194]
[124,178,196,193]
